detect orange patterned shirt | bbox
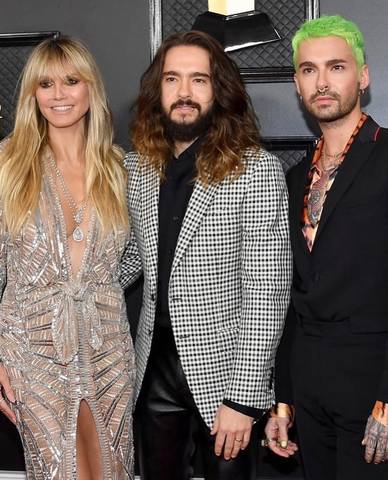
[302,113,368,250]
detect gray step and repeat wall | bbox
[0,0,388,478]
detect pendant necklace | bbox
[49,156,88,242]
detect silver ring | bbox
[261,438,276,447]
[317,86,329,94]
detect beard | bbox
[304,83,360,123]
[161,99,214,142]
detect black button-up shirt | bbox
[156,139,199,326]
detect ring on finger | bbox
[261,438,276,447]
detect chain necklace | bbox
[49,156,88,242]
[320,149,344,172]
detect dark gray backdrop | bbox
[1,0,387,146]
[0,0,150,149]
[1,0,388,478]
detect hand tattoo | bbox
[364,414,388,464]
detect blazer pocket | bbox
[205,205,240,219]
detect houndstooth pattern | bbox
[120,148,292,427]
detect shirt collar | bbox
[309,112,369,174]
[174,136,204,162]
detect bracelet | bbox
[270,402,295,423]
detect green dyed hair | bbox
[292,15,365,69]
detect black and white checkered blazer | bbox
[120,147,292,427]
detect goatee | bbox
[305,84,360,123]
[161,100,213,142]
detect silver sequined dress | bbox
[0,150,135,479]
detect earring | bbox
[359,89,365,96]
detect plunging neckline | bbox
[44,152,95,281]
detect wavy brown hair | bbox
[131,30,260,185]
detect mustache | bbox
[170,99,201,112]
[310,90,340,102]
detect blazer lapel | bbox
[314,117,380,244]
[171,180,219,276]
[289,158,311,258]
[140,164,160,282]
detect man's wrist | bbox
[372,400,388,426]
[222,399,264,420]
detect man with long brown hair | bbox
[121,30,292,479]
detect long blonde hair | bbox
[0,36,128,237]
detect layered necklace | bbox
[49,156,88,242]
[320,149,344,172]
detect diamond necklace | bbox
[49,156,88,242]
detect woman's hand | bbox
[0,362,16,424]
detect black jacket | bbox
[276,116,388,403]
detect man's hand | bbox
[264,415,298,458]
[362,401,388,464]
[263,403,297,458]
[210,404,253,460]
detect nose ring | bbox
[317,86,329,94]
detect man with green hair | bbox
[264,15,388,479]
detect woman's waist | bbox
[11,279,122,303]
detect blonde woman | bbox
[0,37,135,479]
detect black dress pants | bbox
[135,324,258,480]
[291,319,388,480]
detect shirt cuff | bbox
[223,399,265,420]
